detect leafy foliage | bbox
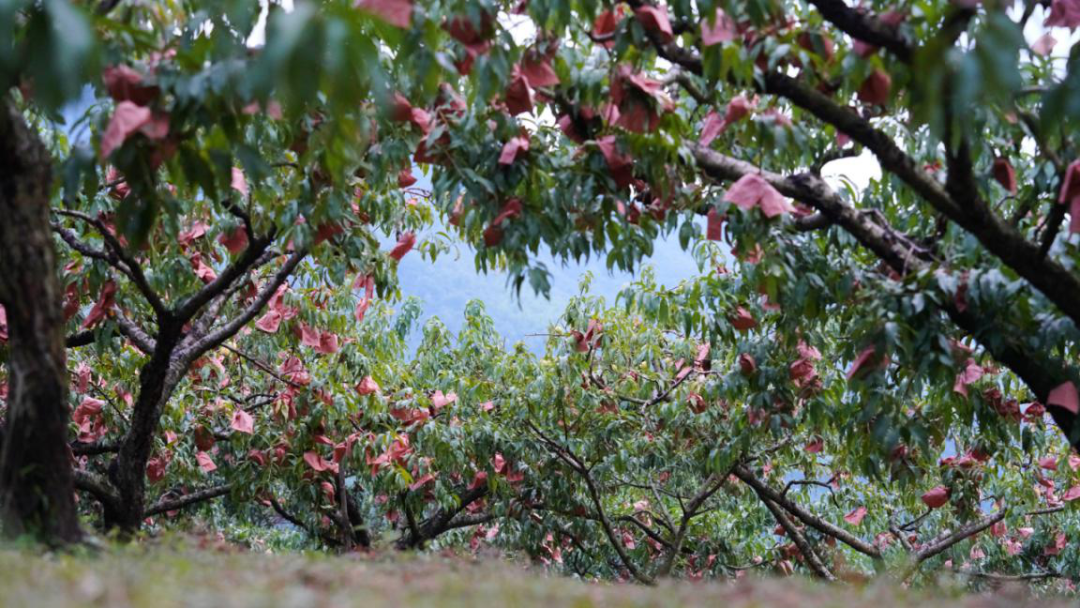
[1,0,1080,592]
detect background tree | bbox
[396,0,1080,457]
[60,264,1079,588]
[3,0,442,534]
[4,0,1080,589]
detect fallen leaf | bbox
[100,101,152,159]
[1032,32,1058,56]
[218,228,248,254]
[498,135,530,165]
[857,69,892,105]
[724,174,792,218]
[699,110,726,147]
[82,280,117,329]
[597,135,634,189]
[231,167,249,197]
[952,358,984,397]
[847,345,886,380]
[633,4,673,42]
[992,157,1017,194]
[730,306,757,331]
[520,57,559,88]
[398,167,418,188]
[505,66,534,115]
[706,207,724,241]
[356,376,380,396]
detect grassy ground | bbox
[0,541,1069,608]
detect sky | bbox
[393,219,703,347]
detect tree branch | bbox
[65,330,96,348]
[144,484,233,516]
[443,512,495,531]
[173,233,275,324]
[647,24,1080,336]
[733,464,881,559]
[222,344,304,388]
[528,421,654,584]
[913,510,1006,564]
[70,440,119,456]
[691,145,1080,446]
[114,313,157,353]
[761,496,836,581]
[181,247,308,361]
[73,469,120,510]
[806,0,912,61]
[953,568,1061,581]
[53,210,169,319]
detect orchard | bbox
[2,0,1080,600]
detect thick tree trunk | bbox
[0,98,82,544]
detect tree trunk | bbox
[104,341,184,532]
[0,98,82,544]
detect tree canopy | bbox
[2,0,1080,591]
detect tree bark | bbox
[0,97,82,544]
[104,338,184,532]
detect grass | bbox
[0,539,1070,608]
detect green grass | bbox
[0,541,1069,608]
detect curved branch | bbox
[806,0,912,61]
[691,146,1079,446]
[529,422,654,584]
[913,510,1006,564]
[954,568,1061,581]
[222,344,305,388]
[443,512,495,531]
[397,485,489,549]
[732,464,881,559]
[53,210,168,318]
[793,213,833,232]
[65,330,96,348]
[145,484,232,516]
[181,247,308,361]
[761,497,836,581]
[114,314,157,353]
[70,440,119,456]
[648,22,1080,339]
[174,233,275,325]
[73,469,120,511]
[52,223,112,263]
[266,496,350,547]
[64,308,155,353]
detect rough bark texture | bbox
[0,98,82,544]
